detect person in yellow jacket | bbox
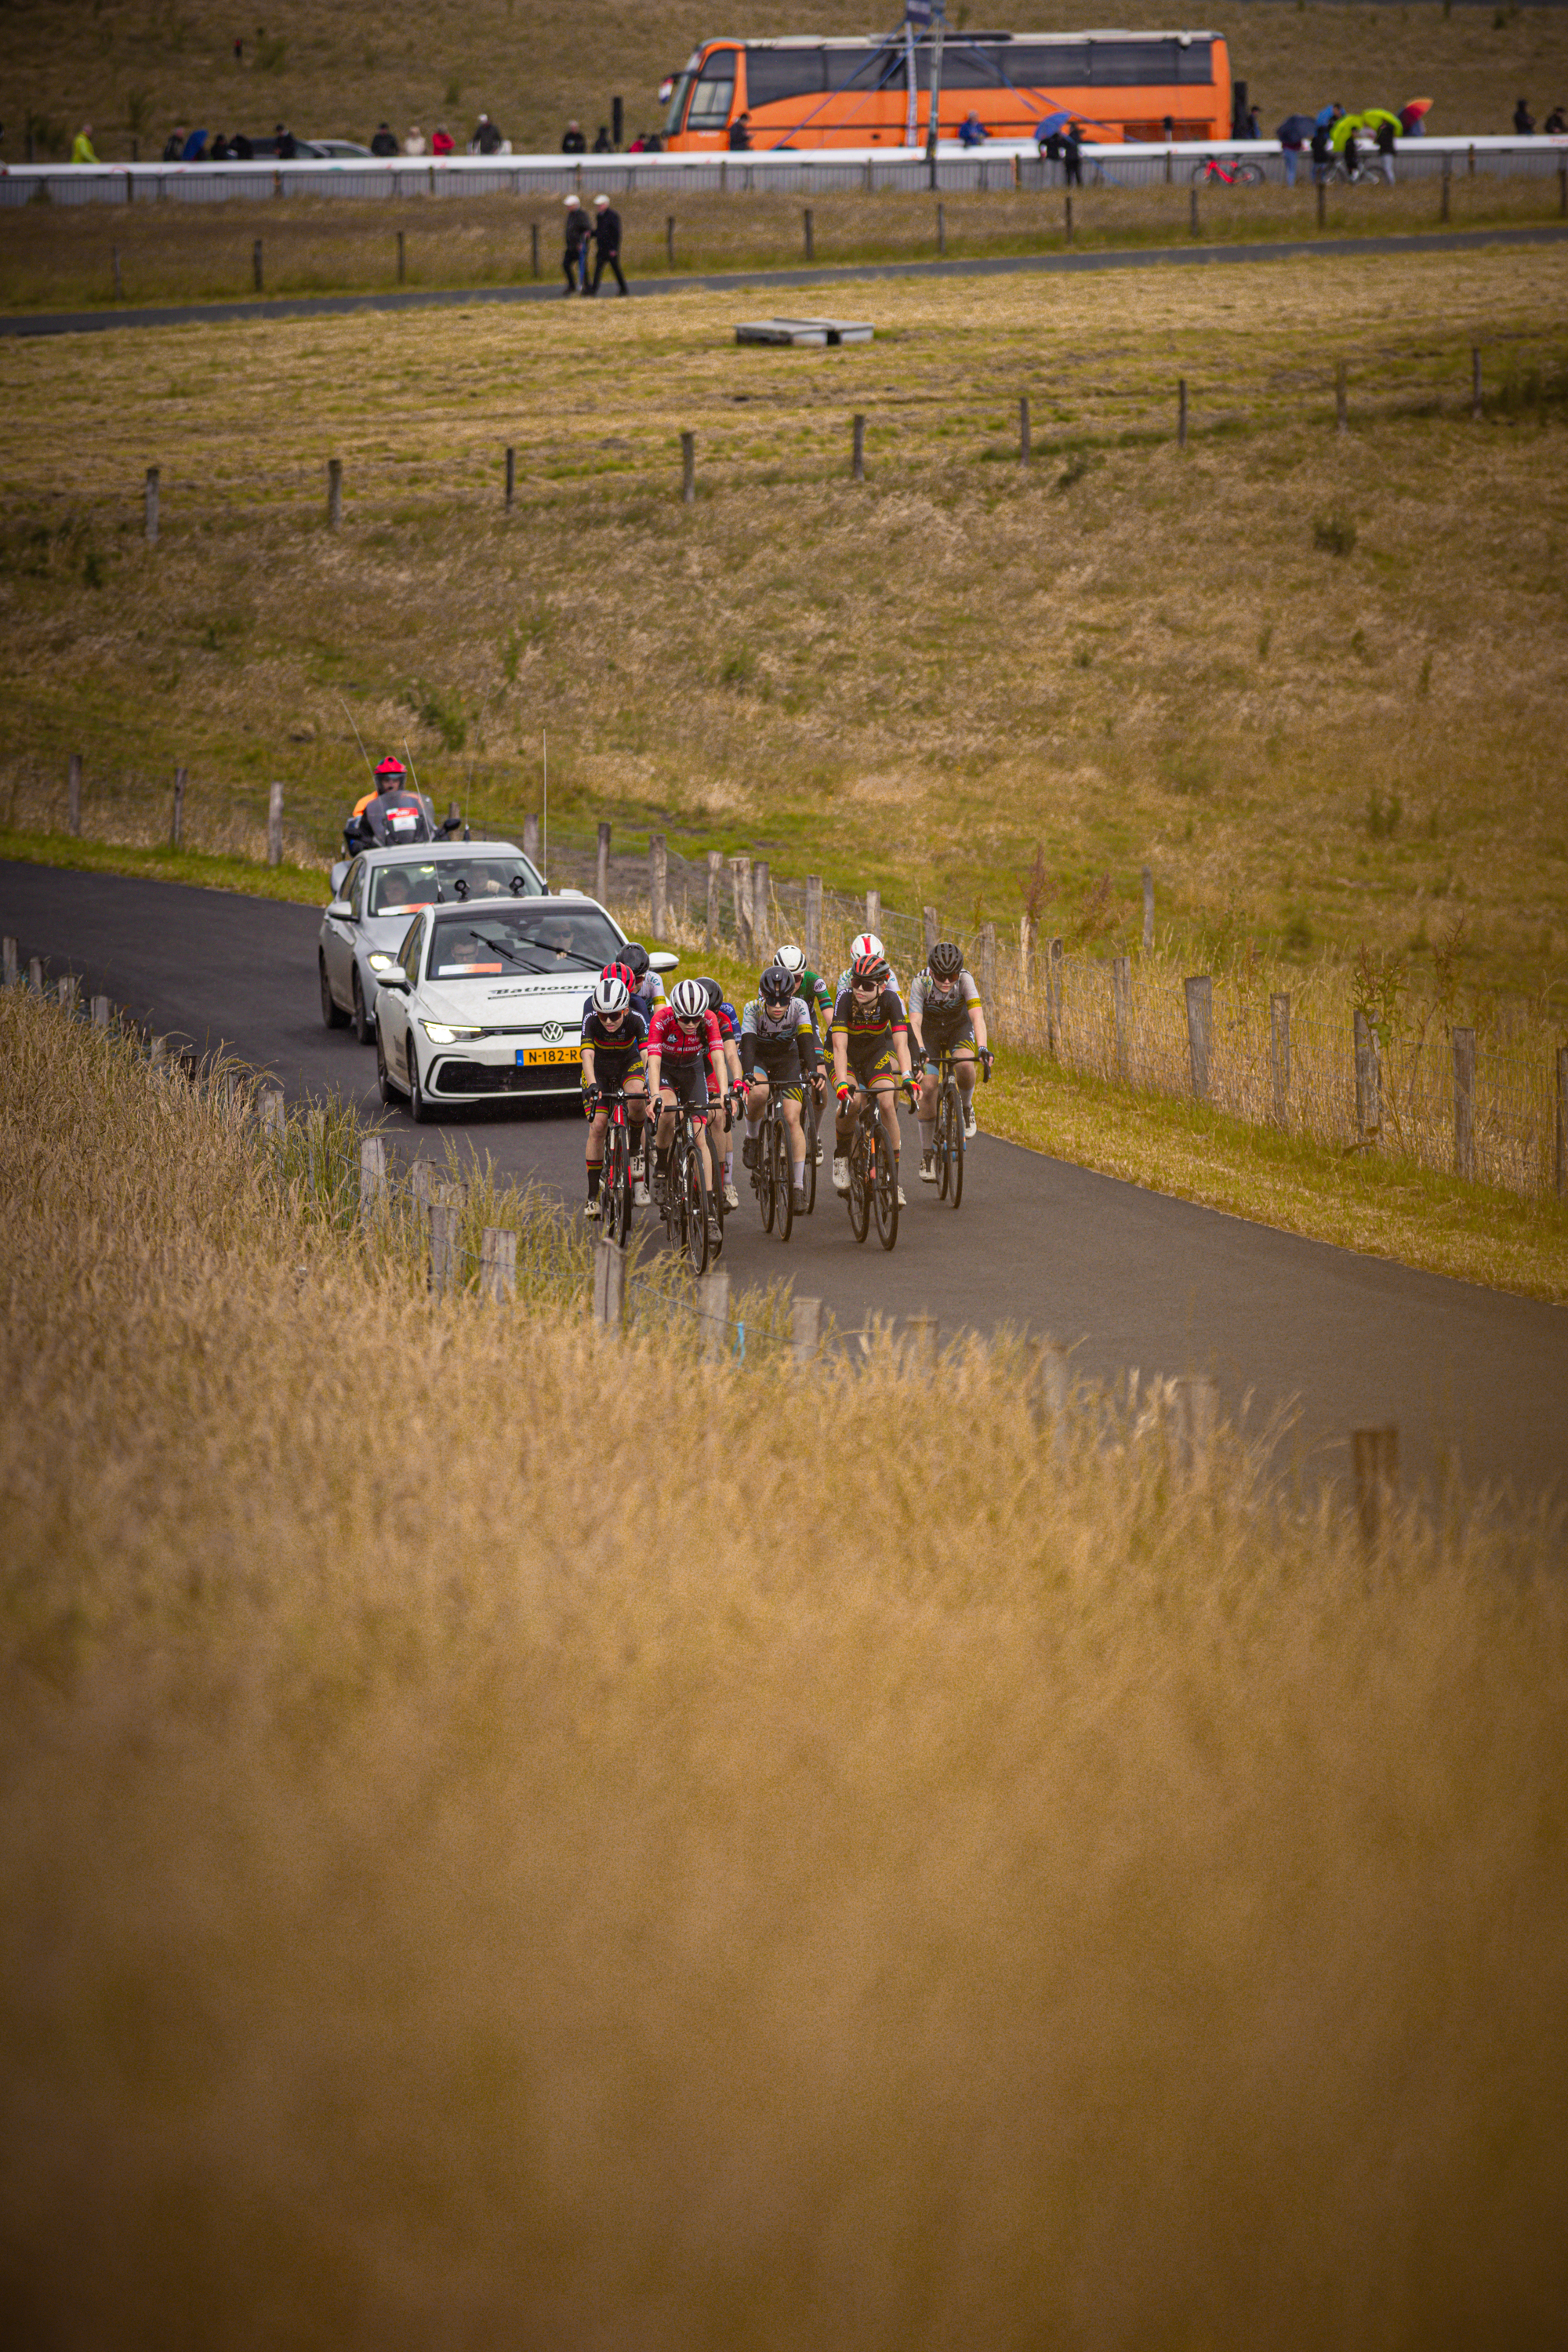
[71,124,99,163]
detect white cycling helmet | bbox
[670,978,708,1021]
[775,943,806,977]
[851,930,884,964]
[592,973,631,1016]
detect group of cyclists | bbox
[577,931,992,1252]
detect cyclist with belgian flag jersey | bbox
[830,951,916,1207]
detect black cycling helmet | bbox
[621,942,650,978]
[699,978,725,1012]
[759,965,793,1007]
[928,940,964,980]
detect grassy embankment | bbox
[5,0,1565,162]
[3,980,1567,2348]
[4,180,1566,314]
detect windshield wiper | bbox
[458,929,553,974]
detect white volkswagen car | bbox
[373,893,677,1118]
[318,839,543,1044]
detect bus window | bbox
[745,49,826,107]
[685,49,737,129]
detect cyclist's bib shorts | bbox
[660,1058,717,1112]
[848,1040,902,1087]
[920,1013,975,1069]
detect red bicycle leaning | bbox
[1191,154,1265,187]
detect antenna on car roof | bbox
[401,736,422,794]
[336,692,376,779]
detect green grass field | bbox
[5,0,1566,160]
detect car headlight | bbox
[367,952,399,974]
[422,1022,483,1044]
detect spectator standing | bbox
[1279,122,1303,187]
[1063,122,1083,185]
[370,121,398,156]
[1374,115,1396,183]
[274,123,296,159]
[562,120,586,154]
[627,132,647,153]
[1039,124,1064,165]
[474,112,503,155]
[163,123,187,160]
[643,130,662,152]
[1245,104,1261,141]
[1342,123,1361,180]
[230,129,252,158]
[233,37,244,64]
[562,193,590,294]
[592,123,613,154]
[405,125,426,155]
[1310,121,1332,183]
[209,132,233,160]
[71,122,99,162]
[431,124,455,157]
[957,111,988,147]
[589,194,627,295]
[1514,99,1535,135]
[1545,105,1566,135]
[728,111,752,151]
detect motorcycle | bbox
[342,788,465,859]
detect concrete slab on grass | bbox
[735,316,874,347]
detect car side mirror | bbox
[325,897,353,920]
[328,860,349,895]
[377,967,412,990]
[649,950,679,974]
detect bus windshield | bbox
[662,71,695,136]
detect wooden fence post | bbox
[1452,1025,1475,1181]
[532,220,540,278]
[428,1200,460,1297]
[1064,194,1073,242]
[695,1266,730,1360]
[1047,935,1063,1058]
[171,764,186,846]
[751,858,771,958]
[1316,179,1326,230]
[803,205,815,261]
[648,833,668,939]
[1336,357,1347,434]
[56,974,79,1015]
[903,1312,938,1371]
[865,887,881,939]
[804,874,823,967]
[1141,866,1153,953]
[595,821,612,906]
[358,1136,387,1224]
[1185,974,1211,1100]
[851,412,866,481]
[92,993,111,1028]
[68,751,82,837]
[1019,911,1037,990]
[1270,992,1291,1124]
[666,214,675,268]
[258,1085,285,1141]
[1352,1425,1399,1555]
[1472,347,1483,422]
[924,905,940,957]
[706,850,722,951]
[976,922,997,1008]
[1353,1008,1381,1138]
[267,781,284,869]
[252,235,263,291]
[1189,183,1200,237]
[1112,954,1131,1077]
[480,1225,517,1302]
[396,227,406,285]
[1440,159,1450,222]
[326,456,343,528]
[1173,1373,1217,1486]
[504,445,515,509]
[1019,393,1030,466]
[592,1235,626,1327]
[936,200,946,255]
[730,855,752,957]
[1029,1338,1069,1458]
[144,464,159,543]
[1556,1044,1568,1202]
[681,430,695,506]
[790,1294,822,1365]
[1177,378,1189,448]
[27,955,45,993]
[2,936,17,988]
[523,811,541,867]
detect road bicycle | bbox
[843,1077,916,1252]
[929,1044,968,1211]
[749,1083,799,1243]
[592,1086,642,1250]
[800,1076,822,1214]
[655,1094,718,1274]
[1191,154,1265,187]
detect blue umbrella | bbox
[1278,114,1316,143]
[180,126,210,160]
[1315,105,1339,129]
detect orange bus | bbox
[659,30,1233,151]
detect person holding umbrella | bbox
[1362,108,1401,182]
[1277,112,1316,187]
[1400,98,1432,137]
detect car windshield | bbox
[427,904,622,980]
[368,857,540,917]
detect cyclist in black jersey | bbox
[739,966,823,1214]
[829,951,917,1207]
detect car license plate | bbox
[519,1046,578,1066]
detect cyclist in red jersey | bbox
[645,977,732,1245]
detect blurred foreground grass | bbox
[3,982,1567,2347]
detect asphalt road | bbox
[2,225,1564,339]
[6,859,1566,1505]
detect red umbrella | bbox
[1401,97,1433,134]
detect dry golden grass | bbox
[5,979,1568,2348]
[2,245,1565,1006]
[5,0,1568,160]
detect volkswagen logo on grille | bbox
[539,1020,565,1045]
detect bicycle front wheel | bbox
[773,1116,794,1243]
[942,1080,964,1211]
[603,1119,630,1247]
[1236,162,1265,186]
[848,1127,871,1243]
[684,1145,710,1276]
[757,1114,776,1231]
[803,1091,819,1214]
[873,1133,899,1250]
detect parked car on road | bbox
[318,839,543,1045]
